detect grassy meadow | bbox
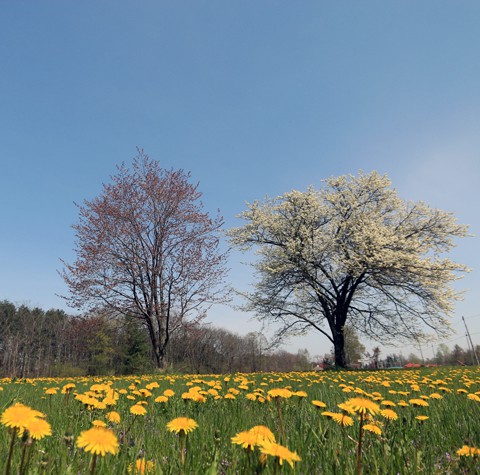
[1,366,479,474]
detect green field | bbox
[1,367,479,474]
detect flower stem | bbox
[18,442,28,475]
[273,457,279,475]
[180,432,186,475]
[22,441,34,475]
[5,429,17,475]
[90,453,98,475]
[275,398,286,442]
[357,413,364,475]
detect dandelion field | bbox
[1,367,479,474]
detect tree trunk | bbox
[144,314,168,370]
[152,333,167,370]
[333,329,347,368]
[153,342,167,370]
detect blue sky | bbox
[1,1,479,360]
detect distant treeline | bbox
[0,300,312,378]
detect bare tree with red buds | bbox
[61,150,229,369]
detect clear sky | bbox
[1,1,479,360]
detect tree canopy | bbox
[228,171,469,367]
[61,150,229,368]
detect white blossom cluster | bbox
[228,171,470,349]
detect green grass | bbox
[1,367,479,474]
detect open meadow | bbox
[1,366,479,474]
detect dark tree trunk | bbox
[151,332,168,370]
[144,315,168,370]
[153,348,167,369]
[333,328,347,368]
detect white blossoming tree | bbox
[228,171,469,367]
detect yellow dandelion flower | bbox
[25,417,52,440]
[467,394,480,402]
[194,392,207,402]
[155,396,169,403]
[1,403,44,431]
[163,389,175,397]
[146,382,159,390]
[75,394,88,404]
[363,423,382,435]
[259,441,301,468]
[76,427,119,456]
[182,392,206,403]
[331,413,354,427]
[90,383,109,392]
[231,430,261,451]
[456,445,480,457]
[224,393,236,400]
[429,393,442,399]
[293,390,307,398]
[166,417,198,435]
[409,399,429,407]
[45,388,58,395]
[380,409,398,421]
[181,391,193,400]
[246,393,257,401]
[267,388,293,399]
[103,396,117,406]
[128,459,156,474]
[106,411,121,424]
[338,402,356,415]
[345,397,380,416]
[321,411,336,419]
[415,415,429,422]
[130,405,147,416]
[92,420,107,427]
[312,400,326,408]
[92,400,107,410]
[61,383,76,394]
[249,425,276,444]
[397,400,409,407]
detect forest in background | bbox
[1,300,477,378]
[0,300,313,377]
